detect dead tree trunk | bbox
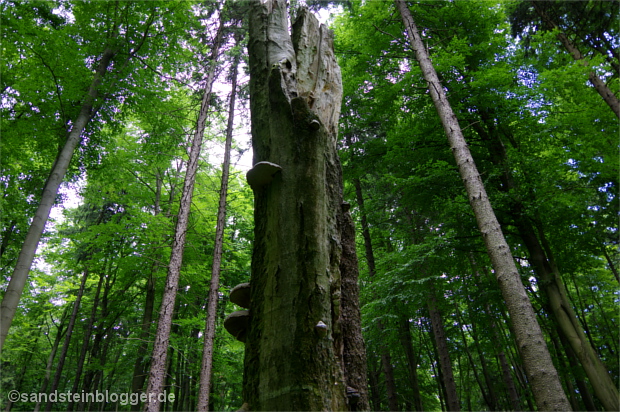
[244,1,367,410]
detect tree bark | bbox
[130,273,156,410]
[244,1,366,409]
[398,316,424,411]
[68,270,104,412]
[0,47,116,353]
[33,311,68,412]
[475,106,619,411]
[143,18,223,412]
[427,288,460,412]
[44,268,89,412]
[395,1,571,410]
[196,28,239,412]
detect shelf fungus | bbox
[246,161,282,189]
[315,320,328,337]
[224,310,250,342]
[230,282,251,309]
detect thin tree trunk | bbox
[398,316,424,411]
[244,1,366,409]
[395,1,571,410]
[143,16,223,412]
[33,311,68,412]
[476,106,619,411]
[0,47,116,353]
[130,273,156,410]
[196,26,238,412]
[44,268,89,412]
[532,1,619,119]
[350,159,396,411]
[427,288,460,412]
[68,271,104,412]
[339,204,370,411]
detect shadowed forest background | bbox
[1,0,618,411]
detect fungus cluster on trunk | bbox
[224,283,251,342]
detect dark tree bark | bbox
[33,310,69,412]
[398,316,424,411]
[427,288,460,412]
[395,1,571,410]
[68,270,104,412]
[197,27,240,412]
[244,1,367,409]
[44,269,89,412]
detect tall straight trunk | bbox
[532,2,619,119]
[68,271,104,412]
[476,106,620,411]
[395,1,571,410]
[398,316,424,411]
[244,1,366,409]
[349,165,396,411]
[427,288,460,412]
[0,47,116,353]
[130,274,156,410]
[339,204,370,411]
[196,28,239,412]
[143,17,223,412]
[33,310,68,412]
[44,268,89,412]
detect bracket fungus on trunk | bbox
[224,310,250,343]
[246,161,282,189]
[230,282,251,309]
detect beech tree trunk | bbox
[244,1,366,409]
[143,20,223,412]
[395,1,571,410]
[427,288,460,412]
[196,29,240,412]
[475,106,620,412]
[0,47,116,353]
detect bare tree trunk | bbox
[244,1,366,409]
[143,18,223,412]
[33,310,69,412]
[427,288,460,412]
[68,271,104,412]
[44,268,89,412]
[398,316,424,411]
[476,106,619,411]
[0,47,116,353]
[196,27,239,412]
[130,273,156,410]
[395,1,570,410]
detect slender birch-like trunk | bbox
[196,30,241,412]
[0,48,116,353]
[395,1,571,410]
[142,20,224,412]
